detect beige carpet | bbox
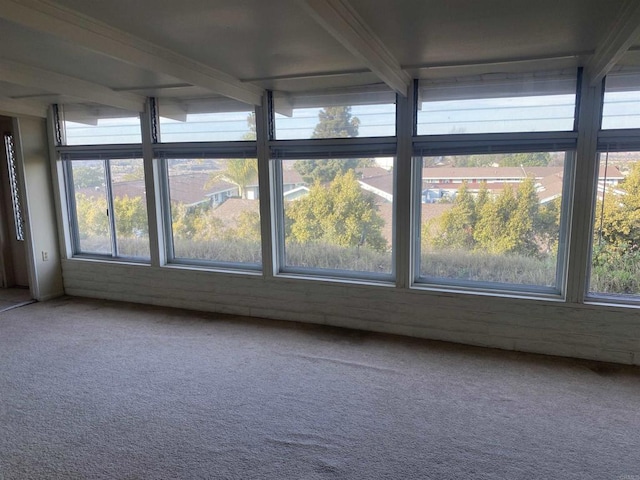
[0,287,33,312]
[0,296,639,479]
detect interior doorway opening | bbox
[0,115,31,305]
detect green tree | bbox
[171,203,225,241]
[294,106,368,183]
[449,152,551,167]
[498,152,551,167]
[73,166,104,188]
[431,182,477,249]
[113,195,148,238]
[224,210,261,243]
[286,170,386,252]
[312,106,359,139]
[535,197,562,254]
[596,162,640,249]
[210,158,258,199]
[75,193,108,238]
[474,178,539,255]
[294,158,374,184]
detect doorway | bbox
[0,115,31,307]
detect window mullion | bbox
[565,74,604,303]
[104,159,118,258]
[141,99,163,267]
[257,92,275,277]
[395,81,414,288]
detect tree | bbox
[312,106,359,139]
[73,165,104,188]
[294,106,369,184]
[75,193,108,239]
[474,178,539,255]
[242,112,256,141]
[210,158,258,199]
[535,197,562,254]
[171,203,224,241]
[449,152,551,167]
[286,170,386,252]
[596,162,640,249]
[294,158,374,184]
[430,182,477,249]
[113,195,148,238]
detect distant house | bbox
[357,167,393,203]
[167,173,238,208]
[283,185,310,201]
[245,167,305,200]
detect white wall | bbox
[15,116,64,300]
[62,260,640,365]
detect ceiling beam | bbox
[586,0,640,86]
[296,0,411,96]
[0,0,264,106]
[0,59,145,112]
[0,96,47,118]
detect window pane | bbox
[71,160,110,254]
[158,97,255,142]
[589,152,640,297]
[63,105,141,145]
[167,158,261,265]
[417,72,576,135]
[418,152,568,289]
[110,159,150,258]
[602,69,640,130]
[281,158,394,275]
[274,86,396,140]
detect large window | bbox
[67,158,150,259]
[589,152,640,297]
[163,157,261,266]
[273,85,396,140]
[158,97,255,143]
[601,68,640,130]
[413,71,578,294]
[61,105,142,145]
[417,71,577,135]
[275,157,394,277]
[271,86,396,280]
[416,152,569,291]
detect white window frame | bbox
[156,143,261,271]
[410,70,582,298]
[61,148,149,262]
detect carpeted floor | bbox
[0,297,639,480]
[0,287,33,313]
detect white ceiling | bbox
[0,0,639,117]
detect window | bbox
[417,71,577,135]
[163,157,261,267]
[416,152,570,291]
[273,85,396,140]
[270,86,396,281]
[589,152,640,297]
[275,157,394,278]
[66,157,150,259]
[158,97,256,142]
[61,105,142,145]
[601,68,640,130]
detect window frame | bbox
[585,129,640,304]
[268,89,399,283]
[271,152,397,282]
[156,144,262,271]
[410,138,576,297]
[62,149,150,262]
